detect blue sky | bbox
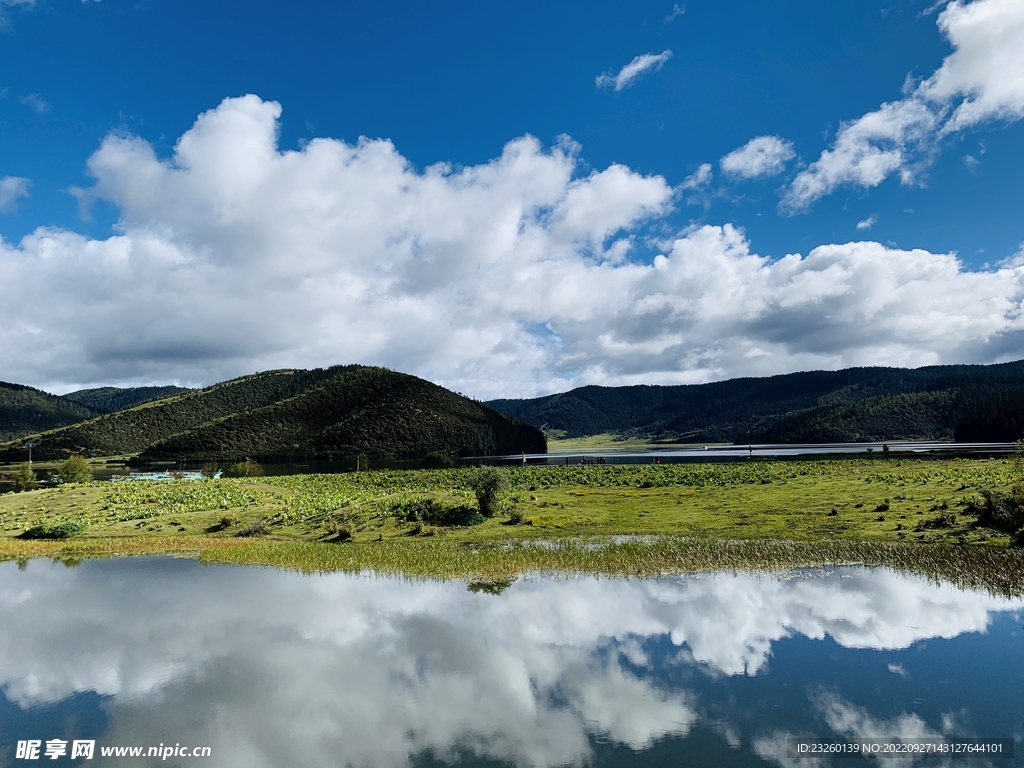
[1,0,1023,395]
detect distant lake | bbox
[1,558,1021,766]
[65,441,1017,483]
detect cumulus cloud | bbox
[0,176,30,212]
[782,0,1024,212]
[919,0,1024,131]
[596,50,673,91]
[720,136,796,180]
[782,99,938,212]
[3,95,1024,396]
[856,215,877,230]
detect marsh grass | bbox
[3,535,1022,598]
[2,458,1024,589]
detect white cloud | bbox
[887,662,907,677]
[782,0,1024,212]
[963,153,980,171]
[856,215,877,230]
[720,136,796,180]
[4,95,1024,397]
[0,176,30,212]
[596,50,673,91]
[20,92,50,114]
[665,4,685,23]
[782,99,937,212]
[919,0,1024,132]
[680,162,712,189]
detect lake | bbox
[0,558,1021,767]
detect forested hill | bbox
[0,382,96,443]
[63,385,193,414]
[0,383,194,444]
[0,366,544,463]
[139,367,543,463]
[486,361,1024,444]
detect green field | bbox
[2,458,1024,587]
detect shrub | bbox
[508,507,526,525]
[965,488,1024,534]
[466,466,506,518]
[331,523,353,542]
[201,463,220,478]
[917,511,957,530]
[400,498,484,527]
[57,455,92,484]
[223,459,264,478]
[421,451,454,469]
[21,520,86,539]
[235,519,271,537]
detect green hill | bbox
[140,367,544,462]
[0,365,544,463]
[0,382,96,443]
[487,361,1024,444]
[63,385,193,414]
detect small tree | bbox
[466,466,506,518]
[421,451,454,470]
[58,455,92,484]
[13,464,36,492]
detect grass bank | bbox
[545,432,705,453]
[1,458,1022,588]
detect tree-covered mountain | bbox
[954,390,1024,442]
[140,367,543,462]
[0,382,96,443]
[487,362,1024,444]
[0,366,544,463]
[62,385,193,414]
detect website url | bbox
[101,745,212,759]
[16,740,211,760]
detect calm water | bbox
[1,559,1022,767]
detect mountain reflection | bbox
[0,559,1020,768]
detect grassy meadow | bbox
[2,458,1023,590]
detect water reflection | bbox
[0,560,1021,767]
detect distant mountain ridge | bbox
[63,386,193,414]
[486,362,1024,444]
[0,365,544,463]
[0,382,195,444]
[0,382,96,443]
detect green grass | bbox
[1,458,1022,588]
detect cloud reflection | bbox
[0,560,1020,767]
